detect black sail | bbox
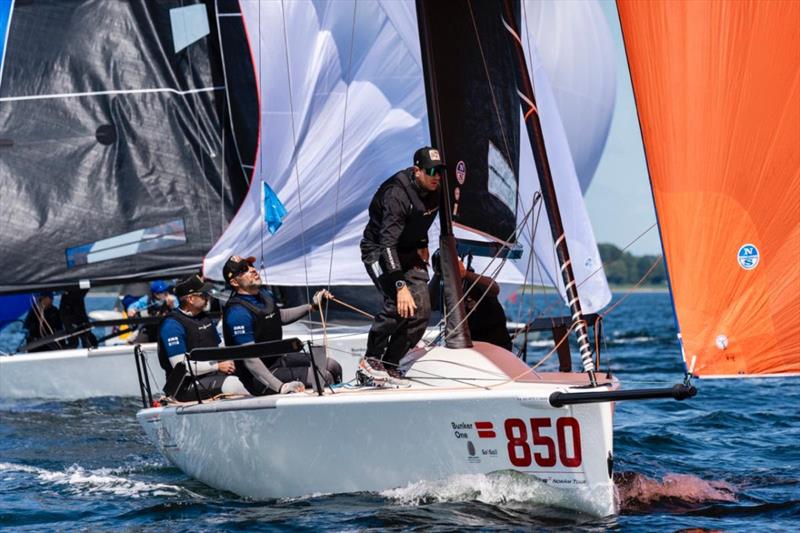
[0,0,251,293]
[417,0,520,348]
[418,0,521,245]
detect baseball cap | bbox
[150,280,171,294]
[223,255,256,284]
[413,146,445,170]
[175,274,214,298]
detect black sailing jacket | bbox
[360,169,439,283]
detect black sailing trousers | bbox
[364,260,431,369]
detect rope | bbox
[600,256,663,318]
[329,297,374,320]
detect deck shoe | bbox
[358,357,390,382]
[386,367,411,387]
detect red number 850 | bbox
[504,417,582,468]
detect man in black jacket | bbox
[359,146,442,384]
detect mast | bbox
[416,0,472,349]
[501,0,598,386]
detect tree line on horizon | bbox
[597,243,666,286]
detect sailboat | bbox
[133,0,715,518]
[0,0,618,400]
[0,0,256,398]
[616,0,799,377]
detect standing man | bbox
[359,146,443,383]
[222,255,341,394]
[157,274,249,401]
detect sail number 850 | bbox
[504,417,582,468]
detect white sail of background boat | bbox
[0,0,617,400]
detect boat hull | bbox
[0,325,368,400]
[138,345,617,517]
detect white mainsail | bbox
[205,0,612,314]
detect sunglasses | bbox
[424,167,442,177]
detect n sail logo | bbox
[737,244,759,270]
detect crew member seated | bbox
[22,291,64,352]
[157,274,251,401]
[430,251,513,351]
[222,255,343,395]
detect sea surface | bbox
[1,292,798,531]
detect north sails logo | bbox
[737,243,759,270]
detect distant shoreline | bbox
[514,284,668,294]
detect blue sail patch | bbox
[262,182,287,235]
[0,0,13,84]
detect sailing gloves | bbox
[311,289,333,311]
[279,381,305,394]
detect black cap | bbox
[175,274,214,298]
[223,255,256,284]
[413,146,445,170]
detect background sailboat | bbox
[0,0,252,294]
[618,0,800,377]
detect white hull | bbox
[138,344,618,517]
[0,323,370,400]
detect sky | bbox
[583,0,662,256]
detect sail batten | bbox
[618,0,800,377]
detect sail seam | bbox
[0,86,224,103]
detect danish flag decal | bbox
[475,421,496,438]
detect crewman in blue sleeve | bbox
[222,255,342,394]
[156,274,248,401]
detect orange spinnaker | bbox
[617,0,800,376]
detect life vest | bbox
[222,290,283,345]
[223,290,311,395]
[156,310,219,375]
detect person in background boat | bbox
[359,146,442,384]
[157,274,249,401]
[22,291,65,352]
[127,280,179,343]
[221,255,342,395]
[429,251,512,352]
[59,288,99,349]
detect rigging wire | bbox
[465,0,515,177]
[181,12,217,246]
[323,1,359,335]
[213,0,253,188]
[257,1,267,282]
[279,0,313,337]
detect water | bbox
[1,292,798,531]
